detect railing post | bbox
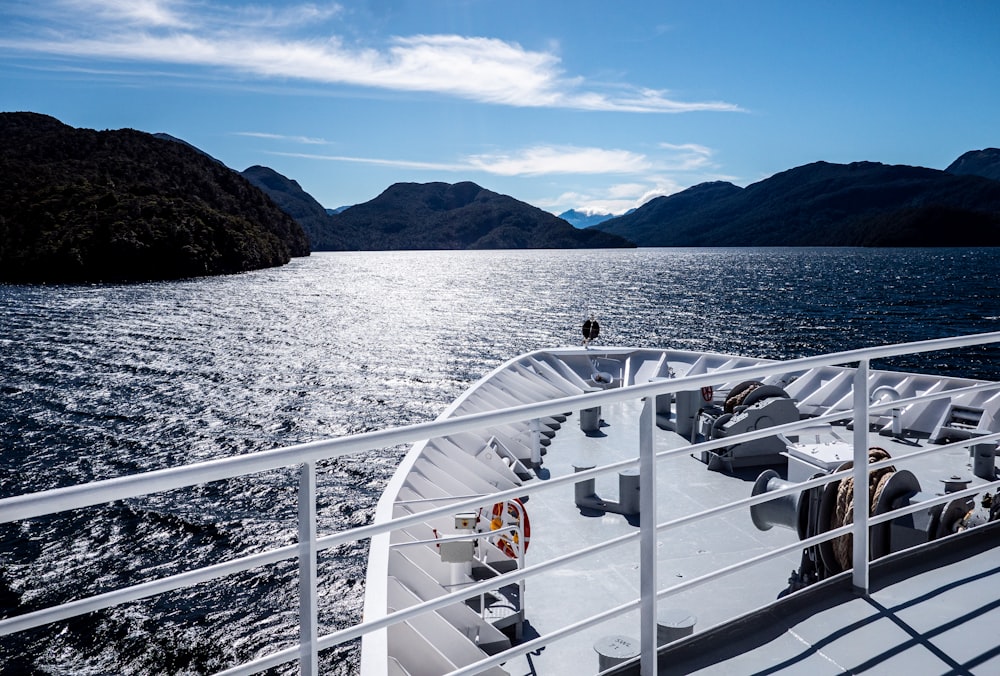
[852,360,870,594]
[639,397,658,675]
[299,461,319,675]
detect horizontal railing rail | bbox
[6,332,998,524]
[2,331,999,675]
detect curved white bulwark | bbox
[362,339,1000,675]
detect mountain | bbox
[558,209,617,229]
[243,171,633,250]
[946,148,1000,182]
[329,181,634,249]
[592,182,743,246]
[592,161,1000,247]
[152,133,222,163]
[0,113,309,283]
[241,165,352,250]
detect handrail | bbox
[6,331,999,523]
[2,331,1000,676]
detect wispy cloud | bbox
[270,151,468,172]
[234,131,332,145]
[267,139,732,213]
[659,142,715,170]
[0,1,743,113]
[540,153,735,215]
[59,0,191,28]
[270,140,725,179]
[544,178,687,216]
[206,2,343,30]
[270,144,653,176]
[19,0,342,31]
[467,146,652,175]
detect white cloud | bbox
[213,3,343,30]
[39,0,342,31]
[371,35,565,106]
[270,144,652,176]
[541,176,694,215]
[265,139,730,214]
[467,146,651,176]
[660,142,712,154]
[269,151,468,172]
[539,190,635,216]
[635,179,686,205]
[0,2,743,114]
[583,88,740,114]
[235,131,331,145]
[658,142,714,170]
[61,0,190,28]
[606,182,651,199]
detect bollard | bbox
[618,469,640,515]
[580,406,602,434]
[657,608,696,645]
[594,634,639,671]
[973,443,996,480]
[574,463,596,508]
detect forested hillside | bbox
[329,181,634,250]
[241,165,355,251]
[0,113,309,283]
[593,161,1000,247]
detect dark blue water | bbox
[1,248,999,674]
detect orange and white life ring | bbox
[488,498,530,558]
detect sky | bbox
[1,1,999,216]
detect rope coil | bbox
[830,447,895,571]
[724,381,763,414]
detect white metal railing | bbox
[2,331,1000,676]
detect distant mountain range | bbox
[558,209,618,229]
[242,167,633,250]
[241,165,353,250]
[324,181,634,250]
[248,151,1000,250]
[946,148,1000,182]
[0,113,309,283]
[591,157,1000,246]
[3,111,998,286]
[241,166,634,249]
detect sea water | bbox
[2,247,999,674]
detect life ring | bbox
[489,498,530,558]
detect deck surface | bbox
[500,397,803,675]
[498,396,991,676]
[650,522,1000,675]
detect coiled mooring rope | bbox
[724,381,763,414]
[831,447,895,571]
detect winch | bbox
[750,444,1000,590]
[690,380,800,470]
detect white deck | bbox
[491,398,988,675]
[499,396,803,675]
[648,521,1000,675]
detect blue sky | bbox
[2,1,998,215]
